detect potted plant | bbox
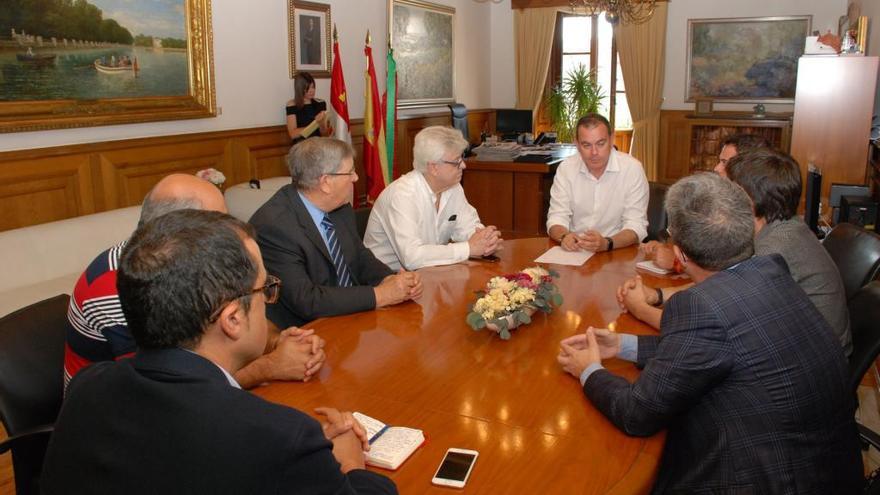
[546,63,605,144]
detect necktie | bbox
[321,215,353,287]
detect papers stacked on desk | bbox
[472,142,522,161]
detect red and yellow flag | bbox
[363,31,388,203]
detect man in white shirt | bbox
[546,113,649,252]
[365,126,502,271]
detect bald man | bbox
[63,174,325,390]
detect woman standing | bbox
[286,72,331,143]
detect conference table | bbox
[253,238,689,494]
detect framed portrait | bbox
[694,98,713,116]
[389,0,455,108]
[686,16,812,103]
[0,0,215,133]
[288,1,331,78]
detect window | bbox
[551,13,632,131]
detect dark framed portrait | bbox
[288,1,331,78]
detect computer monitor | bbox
[496,109,533,139]
[803,164,822,237]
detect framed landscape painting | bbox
[686,16,811,103]
[389,0,454,108]
[0,0,215,133]
[288,0,331,78]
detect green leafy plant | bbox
[546,63,606,143]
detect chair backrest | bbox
[354,206,372,240]
[448,103,470,143]
[0,294,68,495]
[645,181,669,242]
[847,281,880,395]
[822,222,880,301]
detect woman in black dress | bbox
[286,72,331,142]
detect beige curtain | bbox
[514,8,559,116]
[615,3,668,180]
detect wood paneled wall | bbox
[0,109,494,232]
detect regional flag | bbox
[383,45,397,184]
[363,31,387,203]
[330,25,351,145]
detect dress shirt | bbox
[183,348,241,389]
[364,170,483,271]
[298,191,334,253]
[546,149,649,241]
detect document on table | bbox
[534,246,594,266]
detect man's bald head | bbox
[139,174,227,227]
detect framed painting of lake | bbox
[686,16,811,103]
[0,0,215,133]
[389,0,455,108]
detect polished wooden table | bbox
[253,238,688,494]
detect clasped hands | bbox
[557,326,621,379]
[468,225,503,257]
[315,407,370,472]
[265,326,326,382]
[561,230,608,252]
[375,269,423,307]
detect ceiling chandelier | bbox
[569,0,657,26]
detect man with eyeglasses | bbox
[364,126,503,271]
[547,113,649,253]
[250,137,422,329]
[42,209,397,494]
[63,173,325,391]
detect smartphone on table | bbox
[431,448,478,488]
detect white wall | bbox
[0,0,497,152]
[861,0,880,119]
[490,1,516,109]
[662,0,847,112]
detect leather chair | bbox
[846,282,880,491]
[0,294,69,495]
[644,181,669,242]
[354,206,371,240]
[822,222,880,301]
[448,103,470,144]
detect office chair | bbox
[644,182,669,242]
[448,103,471,145]
[0,294,69,495]
[822,222,880,301]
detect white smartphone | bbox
[431,448,478,488]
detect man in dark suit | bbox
[41,210,397,494]
[557,173,862,494]
[250,137,421,328]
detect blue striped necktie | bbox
[321,215,353,287]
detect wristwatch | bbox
[604,237,614,251]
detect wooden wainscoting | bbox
[0,109,495,232]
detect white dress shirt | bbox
[364,170,483,271]
[546,149,649,241]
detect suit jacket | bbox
[41,348,397,495]
[585,255,862,494]
[249,185,394,328]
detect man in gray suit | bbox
[250,138,422,328]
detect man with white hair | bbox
[364,126,502,271]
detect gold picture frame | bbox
[0,0,216,133]
[288,0,332,78]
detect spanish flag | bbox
[363,31,388,203]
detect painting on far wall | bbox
[0,0,215,133]
[686,16,812,103]
[389,0,455,108]
[288,0,331,78]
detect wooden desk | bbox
[254,239,687,494]
[461,160,557,237]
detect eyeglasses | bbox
[325,168,357,177]
[209,275,282,322]
[438,156,465,168]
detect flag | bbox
[363,31,387,203]
[383,44,397,183]
[330,25,351,145]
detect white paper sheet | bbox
[534,246,594,266]
[635,260,672,275]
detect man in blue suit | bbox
[558,172,862,494]
[42,210,396,494]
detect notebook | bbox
[353,412,425,470]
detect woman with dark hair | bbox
[285,72,331,142]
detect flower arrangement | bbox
[466,266,563,340]
[195,168,226,188]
